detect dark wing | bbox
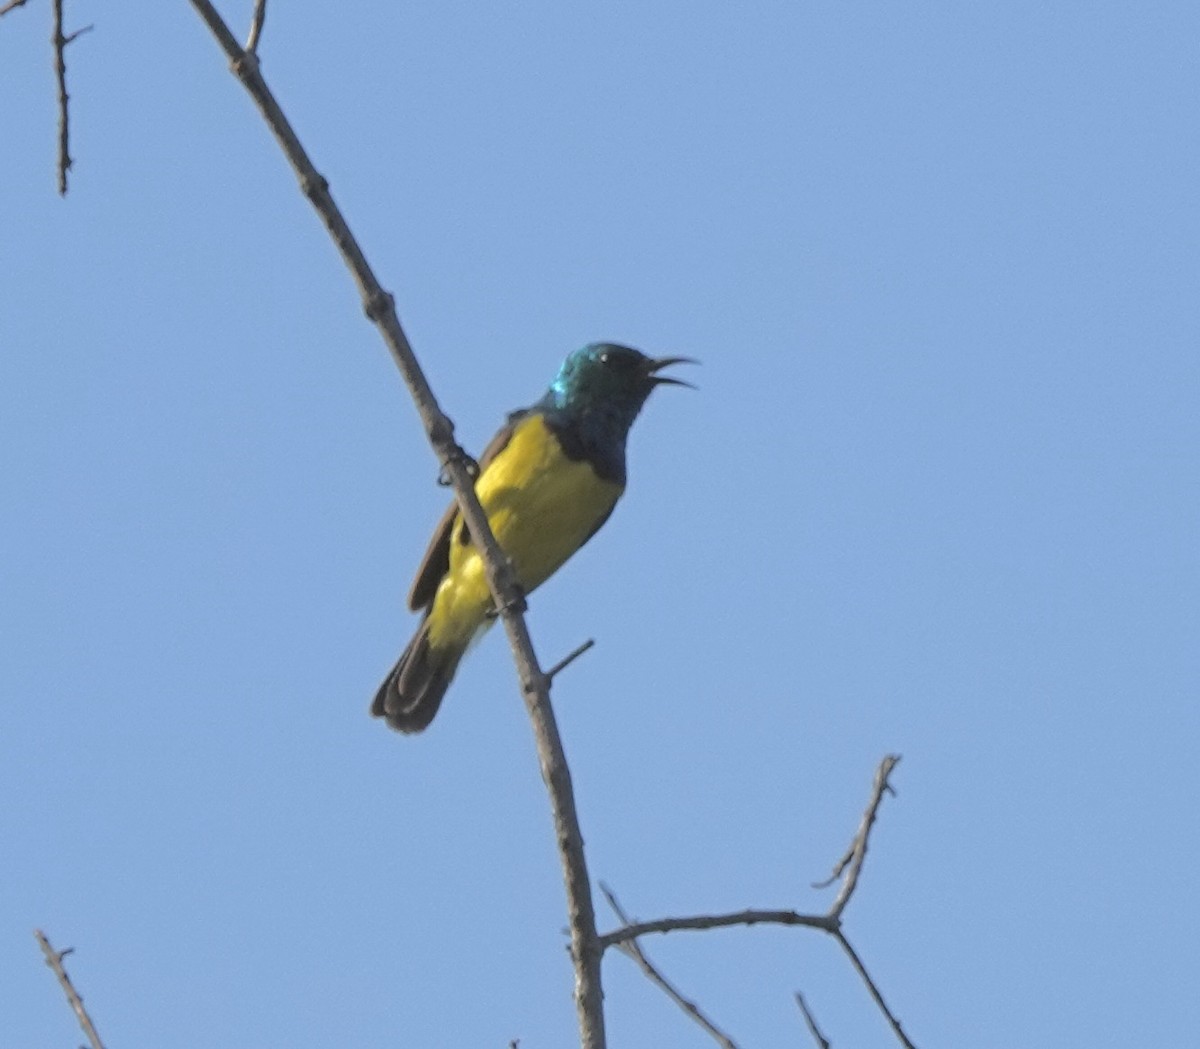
[406,409,531,611]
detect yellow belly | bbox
[426,414,622,650]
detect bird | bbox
[372,342,694,733]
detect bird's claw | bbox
[487,588,527,619]
[437,445,480,486]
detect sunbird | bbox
[372,342,693,733]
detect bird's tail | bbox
[371,618,464,733]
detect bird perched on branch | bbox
[372,342,694,733]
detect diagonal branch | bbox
[814,753,900,919]
[34,929,106,1049]
[245,0,266,53]
[601,885,741,1049]
[185,5,605,1046]
[545,638,595,682]
[794,992,831,1049]
[834,931,917,1049]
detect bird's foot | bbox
[487,586,527,619]
[437,444,480,486]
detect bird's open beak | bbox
[646,356,699,388]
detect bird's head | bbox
[542,343,695,437]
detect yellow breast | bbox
[427,414,623,649]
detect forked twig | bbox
[814,754,900,919]
[34,929,106,1049]
[600,756,915,1048]
[601,756,902,952]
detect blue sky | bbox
[3,1,1197,1046]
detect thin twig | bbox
[50,6,91,196]
[600,756,902,952]
[244,0,265,53]
[186,5,606,1045]
[601,885,741,1049]
[815,754,901,920]
[545,638,595,681]
[794,992,831,1049]
[52,0,70,195]
[598,756,916,1048]
[835,931,917,1049]
[4,0,89,193]
[600,908,835,950]
[34,930,106,1049]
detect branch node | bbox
[363,288,394,323]
[231,48,259,80]
[522,670,549,697]
[426,414,457,455]
[299,171,329,200]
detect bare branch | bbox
[601,756,903,954]
[815,754,901,919]
[2,0,89,192]
[601,885,741,1049]
[186,5,605,1045]
[34,930,106,1049]
[794,992,831,1049]
[51,0,91,196]
[599,756,917,1047]
[600,907,834,950]
[183,10,910,1049]
[244,0,265,53]
[834,931,917,1049]
[545,638,595,681]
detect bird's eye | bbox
[598,348,636,370]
